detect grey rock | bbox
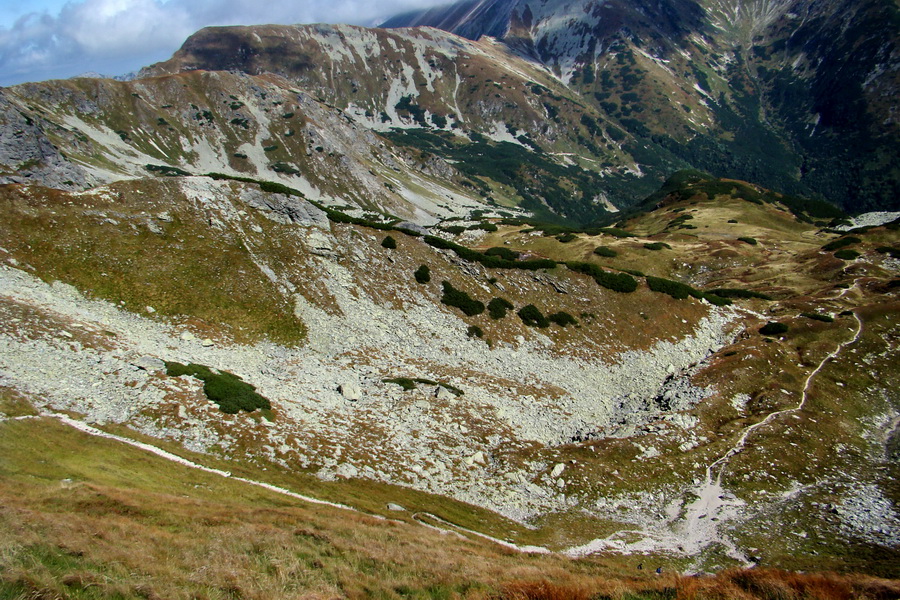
[387,503,406,511]
[132,356,166,372]
[339,381,362,401]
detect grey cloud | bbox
[0,0,449,86]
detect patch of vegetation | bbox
[548,311,578,327]
[145,164,191,177]
[556,233,577,243]
[165,362,271,414]
[484,247,520,261]
[801,312,834,323]
[822,237,861,251]
[759,322,789,335]
[423,236,556,271]
[593,246,617,258]
[466,325,484,338]
[738,237,758,246]
[565,262,638,293]
[381,236,397,249]
[270,162,299,175]
[709,288,773,301]
[383,377,416,391]
[488,297,514,320]
[834,249,860,260]
[875,246,900,259]
[518,304,550,328]
[645,276,732,306]
[646,276,694,300]
[414,265,431,284]
[440,281,484,316]
[643,242,671,251]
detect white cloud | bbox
[0,0,448,86]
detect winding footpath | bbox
[677,311,865,564]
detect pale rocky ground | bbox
[0,250,737,524]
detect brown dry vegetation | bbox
[2,417,898,600]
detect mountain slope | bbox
[383,0,900,213]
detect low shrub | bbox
[424,236,556,270]
[381,236,397,249]
[165,362,270,414]
[876,246,900,258]
[727,219,738,223]
[822,236,861,251]
[738,236,758,245]
[548,311,578,327]
[441,281,484,316]
[643,242,671,251]
[834,249,860,260]
[414,265,431,284]
[518,304,549,328]
[646,276,694,300]
[759,322,788,335]
[556,233,577,243]
[565,262,637,293]
[466,325,484,338]
[383,377,416,391]
[145,164,191,177]
[801,312,834,323]
[593,246,617,258]
[488,297,514,319]
[597,227,636,238]
[484,247,520,261]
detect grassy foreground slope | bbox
[2,405,899,600]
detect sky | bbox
[0,0,447,86]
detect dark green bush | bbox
[384,377,416,391]
[145,164,191,177]
[876,246,900,258]
[518,304,550,328]
[556,233,577,243]
[759,322,789,335]
[738,237,758,246]
[488,297,514,320]
[414,265,431,284]
[593,246,617,258]
[822,237,861,251]
[484,247,520,261]
[643,242,671,251]
[424,236,556,270]
[548,311,578,327]
[565,262,637,293]
[441,281,484,316]
[728,219,738,223]
[466,325,484,338]
[834,249,860,260]
[165,362,270,414]
[381,236,397,249]
[801,312,834,323]
[646,276,694,300]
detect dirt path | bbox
[677,311,864,564]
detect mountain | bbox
[0,0,899,590]
[383,0,900,214]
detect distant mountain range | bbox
[1,0,897,225]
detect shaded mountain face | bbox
[383,0,900,213]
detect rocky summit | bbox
[0,1,899,597]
